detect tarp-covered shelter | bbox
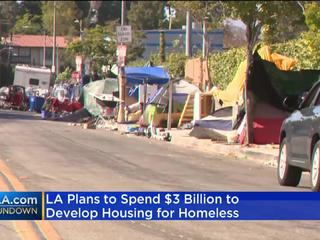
[194,46,320,144]
[82,78,118,116]
[247,51,320,144]
[210,46,298,107]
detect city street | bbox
[0,109,318,240]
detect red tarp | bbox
[253,118,285,144]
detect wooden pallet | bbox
[178,94,194,128]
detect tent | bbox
[124,67,170,85]
[82,78,118,117]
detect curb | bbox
[83,122,279,168]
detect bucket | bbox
[41,110,51,119]
[34,97,45,113]
[41,110,46,119]
[29,96,36,112]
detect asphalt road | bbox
[0,110,318,240]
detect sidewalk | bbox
[169,129,278,167]
[111,123,279,168]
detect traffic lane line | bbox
[0,173,41,240]
[0,159,61,240]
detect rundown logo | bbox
[0,192,42,220]
[0,207,38,215]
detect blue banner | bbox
[1,192,319,220]
[43,192,320,221]
[0,192,42,220]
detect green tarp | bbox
[249,52,320,110]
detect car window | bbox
[301,83,320,109]
[315,91,320,106]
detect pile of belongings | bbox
[42,83,82,119]
[190,106,244,143]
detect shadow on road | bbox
[0,110,41,121]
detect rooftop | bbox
[3,34,69,48]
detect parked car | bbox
[278,80,320,191]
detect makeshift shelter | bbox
[210,46,297,107]
[192,46,320,144]
[82,78,119,117]
[247,51,320,144]
[123,66,171,123]
[140,79,200,127]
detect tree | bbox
[0,1,20,37]
[170,1,225,29]
[12,13,42,34]
[19,1,42,16]
[166,3,185,29]
[75,1,90,20]
[67,24,117,74]
[123,28,145,63]
[224,1,305,144]
[300,2,320,69]
[11,1,43,35]
[261,2,306,44]
[127,1,167,30]
[41,1,78,36]
[172,1,304,144]
[56,67,72,83]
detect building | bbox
[142,28,224,59]
[2,34,69,72]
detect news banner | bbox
[0,192,320,220]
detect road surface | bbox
[0,110,318,240]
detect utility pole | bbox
[43,30,46,67]
[118,0,126,123]
[168,4,172,30]
[185,11,192,57]
[121,1,126,26]
[167,76,173,130]
[52,1,57,80]
[159,2,166,63]
[56,44,59,76]
[79,19,83,41]
[202,18,208,59]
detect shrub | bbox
[271,37,320,70]
[208,48,246,90]
[56,67,72,83]
[165,52,187,78]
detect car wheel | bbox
[277,138,302,186]
[311,141,320,191]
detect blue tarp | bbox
[124,67,169,85]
